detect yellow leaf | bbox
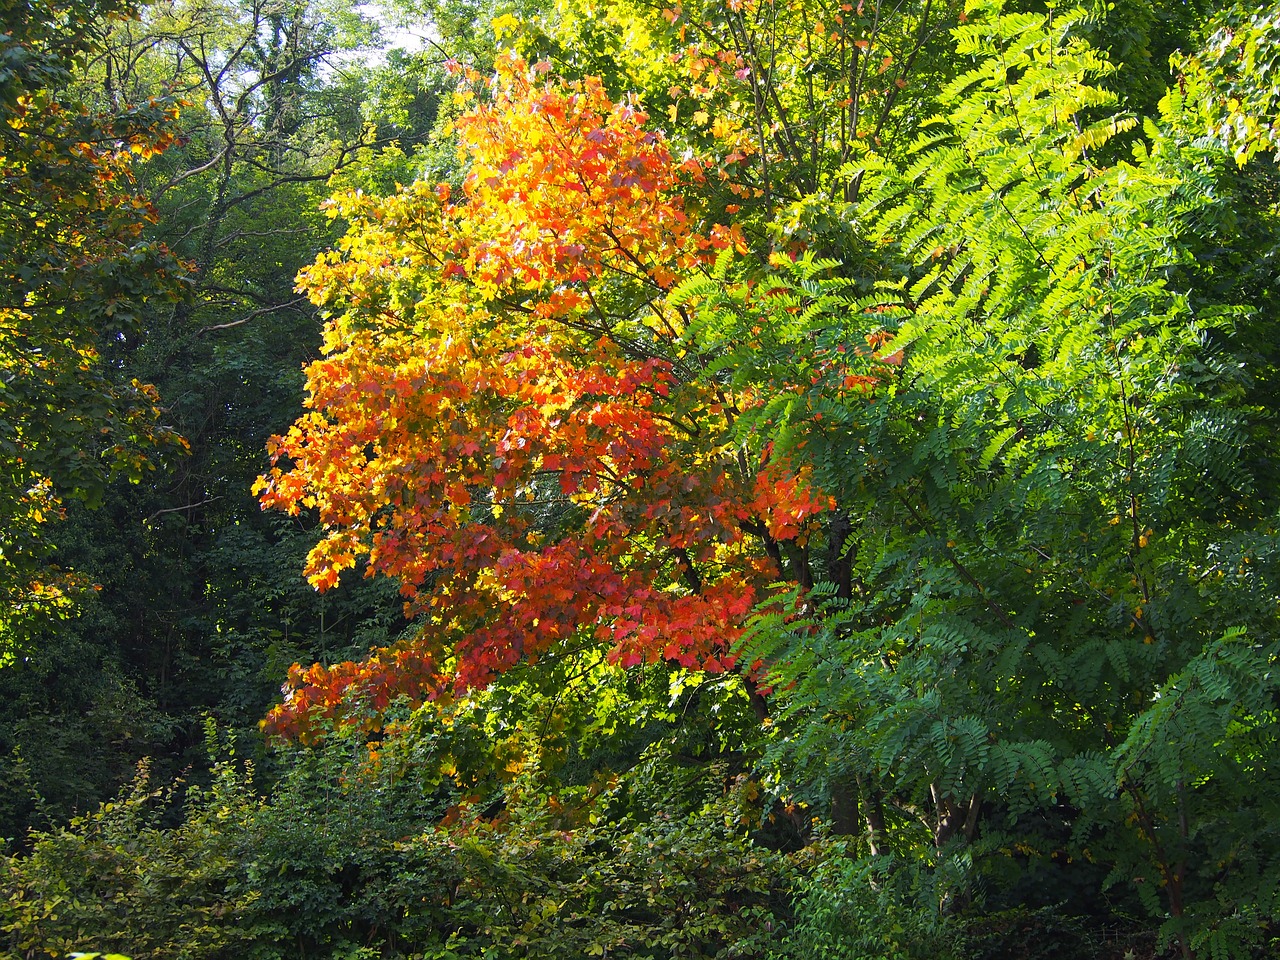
[492,13,519,39]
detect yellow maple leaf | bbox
[492,13,519,39]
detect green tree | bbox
[1172,1,1280,168]
[0,0,189,656]
[0,0,426,840]
[678,3,1280,955]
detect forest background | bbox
[1,0,1278,957]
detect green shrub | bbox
[2,741,794,960]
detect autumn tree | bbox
[1173,0,1280,168]
[256,53,834,736]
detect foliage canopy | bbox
[3,0,1280,957]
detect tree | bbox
[58,0,395,726]
[686,4,1279,955]
[0,0,423,839]
[0,0,188,656]
[255,53,834,736]
[1173,1,1280,168]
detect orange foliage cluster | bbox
[258,56,828,738]
[269,649,443,743]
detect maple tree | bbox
[0,0,188,655]
[256,53,834,737]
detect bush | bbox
[2,741,795,960]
